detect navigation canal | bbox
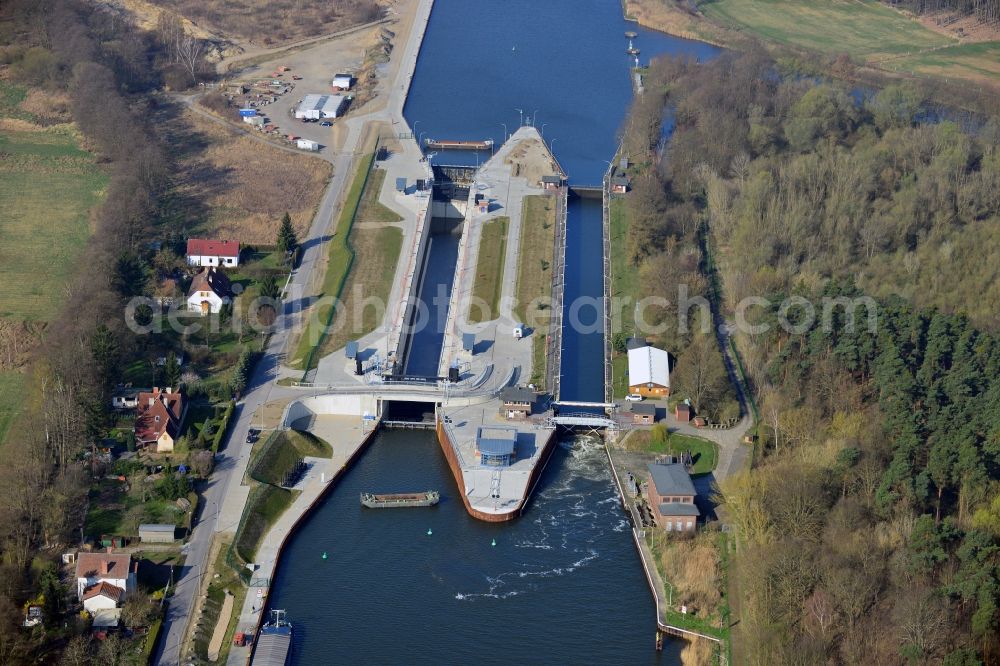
[268,0,720,662]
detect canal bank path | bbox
[153,0,436,662]
[225,416,376,666]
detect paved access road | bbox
[153,0,435,662]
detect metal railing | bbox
[601,158,616,404]
[546,185,568,398]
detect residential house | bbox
[186,239,240,268]
[75,551,135,614]
[500,386,534,420]
[135,387,186,453]
[186,267,232,315]
[646,463,699,532]
[627,344,670,398]
[631,402,656,425]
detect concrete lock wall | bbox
[283,395,378,426]
[431,199,467,219]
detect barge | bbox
[251,610,291,666]
[424,138,494,151]
[361,491,440,508]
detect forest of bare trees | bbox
[885,0,1000,26]
[0,0,185,660]
[624,49,1000,665]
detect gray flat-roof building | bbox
[294,94,347,120]
[476,426,518,467]
[138,523,176,543]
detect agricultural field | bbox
[0,127,106,321]
[890,40,1000,85]
[157,103,331,244]
[700,0,954,58]
[0,81,107,447]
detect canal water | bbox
[267,430,682,664]
[268,0,720,662]
[401,232,460,377]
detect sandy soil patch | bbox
[504,138,560,186]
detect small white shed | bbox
[296,139,319,152]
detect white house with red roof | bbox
[75,551,136,614]
[186,267,233,315]
[186,239,240,268]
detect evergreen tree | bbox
[163,352,181,388]
[259,274,280,300]
[276,212,298,255]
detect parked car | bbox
[246,429,261,443]
[625,393,643,402]
[320,121,332,126]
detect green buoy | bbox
[322,551,327,559]
[491,538,496,547]
[427,528,433,536]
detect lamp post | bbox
[500,123,507,142]
[532,109,539,127]
[412,119,420,141]
[515,108,523,127]
[540,123,547,138]
[549,138,557,155]
[418,131,426,147]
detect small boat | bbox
[626,39,640,56]
[625,31,638,38]
[361,491,440,508]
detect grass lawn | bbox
[235,484,298,562]
[624,429,718,475]
[468,217,508,324]
[514,195,558,388]
[84,477,191,539]
[609,198,640,398]
[700,0,952,59]
[0,371,25,447]
[314,169,403,360]
[892,41,1000,85]
[250,429,332,486]
[289,149,378,371]
[0,128,107,321]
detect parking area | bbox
[228,24,389,150]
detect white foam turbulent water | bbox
[455,436,623,602]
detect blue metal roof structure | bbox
[476,426,517,456]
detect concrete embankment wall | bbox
[282,394,379,423]
[245,423,381,664]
